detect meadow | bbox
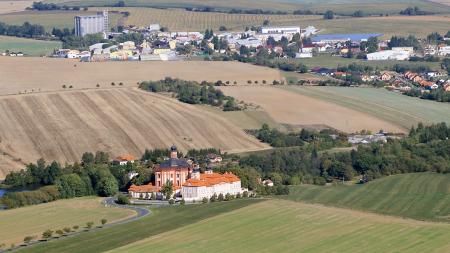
[284,86,450,131]
[0,197,135,247]
[45,0,450,14]
[0,36,61,56]
[107,199,450,253]
[18,199,262,253]
[220,86,405,133]
[285,173,450,222]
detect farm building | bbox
[113,155,136,166]
[367,49,410,61]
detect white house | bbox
[181,168,244,202]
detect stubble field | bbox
[220,86,405,133]
[0,1,33,14]
[0,197,135,247]
[0,88,269,178]
[285,86,450,130]
[0,57,282,95]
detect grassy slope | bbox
[107,199,450,253]
[0,197,135,247]
[18,199,262,253]
[283,86,450,131]
[0,36,61,56]
[284,173,450,222]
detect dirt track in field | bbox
[0,88,269,178]
[220,86,405,133]
[0,57,282,95]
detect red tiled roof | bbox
[183,172,240,187]
[115,154,136,162]
[128,184,158,193]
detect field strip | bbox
[106,199,450,253]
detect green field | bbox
[45,0,450,14]
[18,199,261,253]
[107,199,450,253]
[0,197,134,247]
[285,173,450,222]
[0,36,61,56]
[283,86,450,131]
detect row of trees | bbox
[235,123,450,186]
[31,1,87,11]
[0,22,45,38]
[139,78,241,111]
[405,88,450,103]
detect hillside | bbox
[285,173,450,222]
[0,88,269,178]
[220,86,405,133]
[284,86,450,131]
[107,199,450,253]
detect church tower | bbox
[170,145,178,159]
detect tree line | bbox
[0,22,45,38]
[227,123,450,187]
[139,78,241,111]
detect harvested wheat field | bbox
[0,57,282,95]
[0,88,269,178]
[0,1,32,14]
[220,86,405,133]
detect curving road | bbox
[102,197,151,225]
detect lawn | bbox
[18,199,262,253]
[283,86,450,131]
[284,173,450,222]
[107,199,450,253]
[0,36,61,56]
[0,197,135,247]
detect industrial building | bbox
[74,10,108,37]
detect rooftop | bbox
[183,172,240,187]
[312,34,383,42]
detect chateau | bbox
[128,145,244,201]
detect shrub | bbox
[247,80,252,84]
[101,219,107,225]
[236,192,242,198]
[62,85,67,89]
[168,199,175,205]
[55,230,64,236]
[119,82,123,86]
[72,225,79,230]
[225,193,232,201]
[116,193,130,205]
[210,193,217,202]
[42,230,53,239]
[243,191,249,198]
[218,193,224,201]
[202,197,208,204]
[96,84,100,87]
[63,227,71,233]
[69,85,73,88]
[111,82,116,86]
[86,221,94,229]
[180,198,185,205]
[23,236,35,244]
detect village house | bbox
[112,154,136,166]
